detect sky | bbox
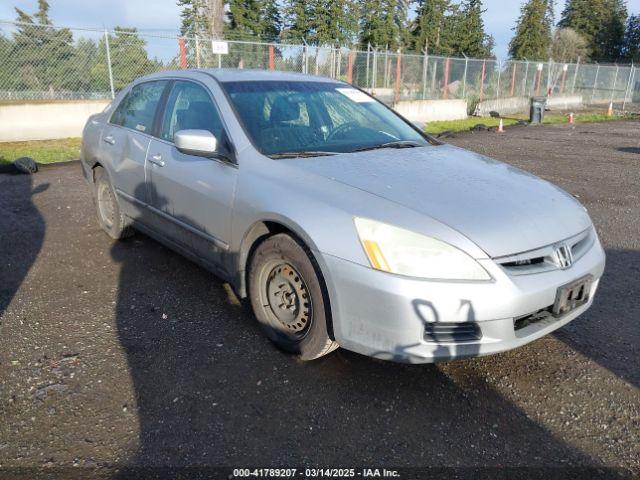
[2,0,640,60]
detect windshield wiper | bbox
[269,151,339,159]
[352,140,423,153]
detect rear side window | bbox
[110,81,167,134]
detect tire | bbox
[248,233,338,361]
[93,166,133,240]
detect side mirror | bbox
[175,129,218,157]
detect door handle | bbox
[148,154,165,167]
[103,135,115,145]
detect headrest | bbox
[270,96,300,123]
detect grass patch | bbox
[0,138,81,166]
[425,112,635,135]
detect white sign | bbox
[537,63,544,71]
[563,64,569,72]
[336,88,374,103]
[211,40,229,55]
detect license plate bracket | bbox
[553,275,593,317]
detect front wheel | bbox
[248,234,338,361]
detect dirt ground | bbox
[0,121,638,479]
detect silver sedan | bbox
[80,69,605,363]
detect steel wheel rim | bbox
[262,262,312,339]
[97,182,115,229]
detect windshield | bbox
[221,81,431,157]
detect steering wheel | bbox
[326,122,360,142]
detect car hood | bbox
[283,145,592,258]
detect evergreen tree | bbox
[622,14,640,62]
[412,0,455,54]
[360,0,406,50]
[259,0,282,41]
[178,0,210,37]
[91,28,161,91]
[282,0,313,42]
[508,0,554,60]
[450,0,492,57]
[559,0,628,61]
[226,0,281,40]
[311,0,359,45]
[11,1,78,91]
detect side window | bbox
[160,81,226,146]
[110,81,167,134]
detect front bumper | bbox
[321,236,606,363]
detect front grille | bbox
[496,228,594,276]
[423,322,481,343]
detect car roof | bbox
[139,68,343,84]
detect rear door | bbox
[145,80,238,269]
[101,80,168,219]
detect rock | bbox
[471,124,488,132]
[14,157,38,174]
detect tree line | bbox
[183,0,640,62]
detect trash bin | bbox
[530,96,547,124]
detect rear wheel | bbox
[248,233,338,360]
[93,166,133,240]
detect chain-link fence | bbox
[1,19,638,114]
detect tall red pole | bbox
[394,52,402,103]
[347,51,354,84]
[443,57,450,99]
[479,60,486,101]
[268,45,275,71]
[178,37,187,69]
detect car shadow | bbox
[553,248,640,389]
[0,174,47,320]
[616,147,640,154]
[109,219,627,478]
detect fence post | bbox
[560,64,568,94]
[522,60,529,96]
[195,35,201,68]
[591,63,600,104]
[372,48,377,93]
[571,57,580,94]
[479,60,486,102]
[610,64,619,104]
[421,51,429,100]
[394,50,402,104]
[496,60,502,102]
[178,37,188,69]
[104,29,115,99]
[462,54,468,99]
[510,61,516,97]
[269,45,275,70]
[546,58,552,95]
[623,64,635,112]
[442,57,450,99]
[535,63,543,96]
[302,41,307,74]
[347,50,354,84]
[365,43,371,88]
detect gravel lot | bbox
[0,121,638,478]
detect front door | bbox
[146,80,238,269]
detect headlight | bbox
[354,217,491,281]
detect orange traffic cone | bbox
[607,102,614,117]
[568,112,574,125]
[497,119,505,133]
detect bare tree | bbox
[551,27,588,62]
